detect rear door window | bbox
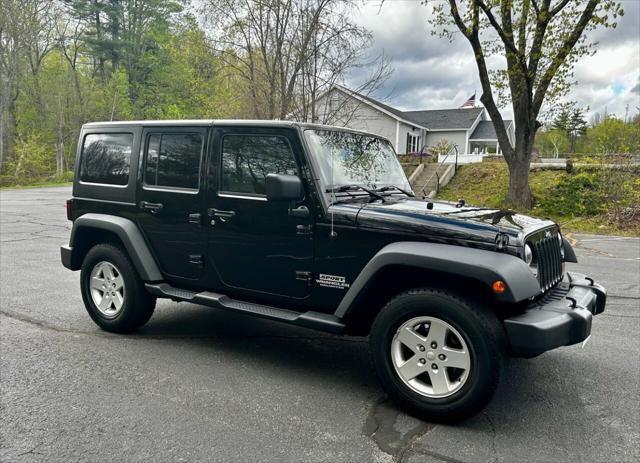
[80,133,133,185]
[144,133,203,190]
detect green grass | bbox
[0,172,74,190]
[1,180,72,190]
[436,161,640,236]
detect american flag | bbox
[461,94,476,108]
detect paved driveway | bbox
[1,186,638,462]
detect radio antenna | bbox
[330,144,337,239]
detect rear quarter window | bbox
[80,133,133,186]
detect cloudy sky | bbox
[347,0,640,121]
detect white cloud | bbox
[347,0,640,121]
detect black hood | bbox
[330,197,556,247]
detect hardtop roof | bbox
[82,119,392,142]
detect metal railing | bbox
[417,144,458,198]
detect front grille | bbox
[528,228,563,292]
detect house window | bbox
[406,133,420,154]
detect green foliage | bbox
[551,104,588,154]
[535,128,570,157]
[10,134,55,178]
[0,1,253,181]
[538,172,603,216]
[536,113,640,157]
[585,116,639,154]
[437,161,640,235]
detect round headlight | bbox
[524,244,533,265]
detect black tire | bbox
[80,243,156,333]
[370,288,507,422]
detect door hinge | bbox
[295,271,313,286]
[189,254,204,268]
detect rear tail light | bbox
[66,199,73,221]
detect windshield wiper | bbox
[375,185,415,197]
[326,184,386,202]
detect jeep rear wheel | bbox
[81,243,156,333]
[370,288,506,422]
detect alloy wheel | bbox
[89,261,126,319]
[391,316,471,398]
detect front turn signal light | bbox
[492,280,507,294]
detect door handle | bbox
[140,201,164,214]
[207,208,236,222]
[289,205,310,218]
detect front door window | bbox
[220,135,298,195]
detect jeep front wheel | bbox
[370,288,506,422]
[80,243,156,333]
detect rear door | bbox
[204,126,314,300]
[137,126,208,283]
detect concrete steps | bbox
[411,163,455,197]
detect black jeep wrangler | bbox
[61,120,606,421]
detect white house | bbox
[315,85,515,159]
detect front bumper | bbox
[504,272,606,357]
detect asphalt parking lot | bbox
[1,186,638,462]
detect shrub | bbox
[9,134,56,178]
[538,171,604,216]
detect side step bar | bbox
[145,283,345,334]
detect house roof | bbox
[328,86,509,133]
[402,108,484,130]
[355,91,413,122]
[333,86,428,128]
[469,120,512,140]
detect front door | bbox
[205,127,314,300]
[137,126,208,282]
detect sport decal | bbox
[316,273,350,290]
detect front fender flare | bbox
[335,241,541,318]
[562,236,578,263]
[67,213,162,281]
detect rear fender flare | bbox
[69,213,162,281]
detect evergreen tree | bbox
[552,105,588,154]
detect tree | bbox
[586,116,634,154]
[431,138,454,157]
[552,103,587,154]
[64,0,183,98]
[201,0,388,120]
[427,0,623,207]
[535,127,569,157]
[0,0,58,173]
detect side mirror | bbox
[265,173,304,201]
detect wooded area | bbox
[535,104,640,157]
[0,0,387,184]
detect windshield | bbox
[304,129,412,193]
